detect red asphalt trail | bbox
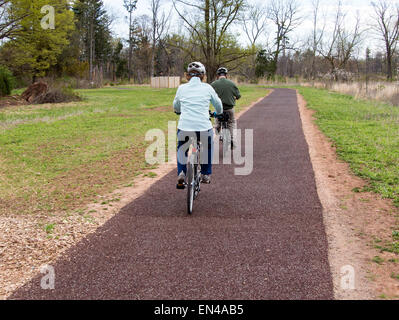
[10,88,334,300]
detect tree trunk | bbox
[89,19,94,81]
[311,49,317,80]
[151,15,156,77]
[205,0,212,83]
[128,11,133,82]
[387,46,393,80]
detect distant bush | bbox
[0,65,15,96]
[33,86,81,104]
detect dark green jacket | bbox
[211,78,241,110]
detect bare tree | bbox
[124,0,138,82]
[239,3,268,81]
[318,1,362,80]
[132,15,153,83]
[371,0,399,80]
[150,0,171,76]
[173,0,247,82]
[241,3,268,47]
[0,0,28,40]
[267,0,302,75]
[309,0,325,79]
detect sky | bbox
[103,0,381,57]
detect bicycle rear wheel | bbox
[186,157,195,215]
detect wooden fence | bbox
[151,77,181,89]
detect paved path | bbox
[11,89,334,300]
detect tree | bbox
[4,0,74,82]
[150,0,170,77]
[173,0,247,82]
[159,33,188,76]
[267,0,302,76]
[255,49,275,79]
[371,0,399,80]
[240,2,268,81]
[74,0,112,82]
[110,39,126,80]
[126,15,152,83]
[123,0,138,82]
[309,0,325,79]
[241,2,268,48]
[51,27,85,79]
[0,0,28,40]
[318,1,362,80]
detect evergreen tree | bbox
[73,0,112,81]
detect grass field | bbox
[0,85,268,216]
[298,87,399,207]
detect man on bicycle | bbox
[211,67,241,149]
[174,62,223,186]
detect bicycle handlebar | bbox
[210,110,229,122]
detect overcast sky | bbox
[103,0,381,57]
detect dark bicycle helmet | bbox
[217,67,228,76]
[187,62,206,76]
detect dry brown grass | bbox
[303,81,399,106]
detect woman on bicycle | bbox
[173,62,223,185]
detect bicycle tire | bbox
[187,157,195,215]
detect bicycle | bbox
[176,132,203,215]
[175,112,221,215]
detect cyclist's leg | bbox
[227,109,237,147]
[215,117,222,135]
[177,130,191,175]
[199,129,213,176]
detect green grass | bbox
[391,273,399,280]
[11,88,26,95]
[372,256,385,265]
[144,172,157,178]
[0,85,268,216]
[44,223,55,234]
[298,87,399,207]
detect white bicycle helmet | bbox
[187,62,206,76]
[217,67,228,75]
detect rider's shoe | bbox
[201,175,211,184]
[177,172,186,185]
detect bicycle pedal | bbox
[176,183,186,190]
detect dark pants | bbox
[177,129,214,176]
[215,109,237,146]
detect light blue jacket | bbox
[173,77,223,131]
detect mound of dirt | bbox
[21,82,48,103]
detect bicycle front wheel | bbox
[186,158,195,215]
